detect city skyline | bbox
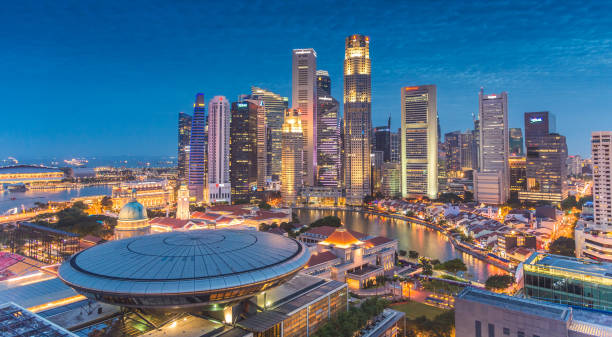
[2,1,611,159]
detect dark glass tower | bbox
[509,128,524,156]
[316,70,340,187]
[230,100,259,203]
[188,93,207,202]
[373,117,392,162]
[178,112,192,182]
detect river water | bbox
[294,208,505,283]
[0,185,113,213]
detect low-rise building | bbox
[455,287,611,337]
[575,220,612,263]
[112,180,175,210]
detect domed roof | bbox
[58,229,310,309]
[118,199,147,221]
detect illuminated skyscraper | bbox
[373,118,392,162]
[292,48,317,186]
[444,131,461,175]
[316,70,340,187]
[281,108,304,206]
[400,85,438,199]
[251,87,288,182]
[178,112,192,182]
[520,111,567,202]
[207,96,231,204]
[343,34,371,204]
[474,90,509,204]
[230,100,258,203]
[188,93,207,202]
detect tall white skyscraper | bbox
[292,48,317,186]
[207,96,231,204]
[592,131,612,231]
[474,90,509,204]
[400,85,438,199]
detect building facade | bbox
[292,48,317,187]
[207,96,231,204]
[281,108,304,206]
[176,184,190,220]
[509,127,524,156]
[401,85,438,199]
[316,70,341,187]
[188,93,207,201]
[229,100,258,203]
[475,90,509,204]
[251,87,288,183]
[373,118,392,162]
[509,156,527,200]
[177,112,192,182]
[520,111,568,203]
[343,34,372,204]
[444,131,461,176]
[592,131,612,231]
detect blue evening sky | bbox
[1,0,611,159]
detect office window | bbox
[488,323,495,337]
[503,328,510,335]
[475,320,482,337]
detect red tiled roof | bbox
[365,236,394,248]
[207,205,253,216]
[191,212,222,221]
[305,251,339,268]
[149,217,192,229]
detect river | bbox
[294,208,506,283]
[0,185,113,213]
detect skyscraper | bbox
[401,85,438,199]
[281,108,304,206]
[292,48,317,186]
[207,96,231,204]
[459,132,474,171]
[444,131,461,176]
[316,70,340,187]
[592,131,612,232]
[251,87,288,182]
[373,118,392,162]
[520,111,567,202]
[230,100,258,203]
[474,90,509,204]
[176,184,190,220]
[390,129,400,163]
[343,34,372,204]
[188,93,207,202]
[177,112,192,182]
[509,156,527,200]
[509,127,524,156]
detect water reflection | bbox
[0,185,113,213]
[295,209,505,282]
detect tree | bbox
[310,216,342,228]
[561,196,578,211]
[399,250,407,257]
[72,201,88,210]
[100,196,113,210]
[363,194,375,204]
[437,193,462,204]
[463,191,474,202]
[420,258,433,276]
[408,250,419,259]
[434,258,467,274]
[485,274,515,291]
[549,236,575,257]
[258,202,272,210]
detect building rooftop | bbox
[359,309,405,337]
[118,198,148,221]
[0,302,77,337]
[457,287,571,321]
[321,228,363,247]
[0,277,78,309]
[58,229,310,309]
[524,252,612,279]
[305,251,340,268]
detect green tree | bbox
[485,274,515,290]
[561,196,578,211]
[310,216,342,228]
[463,191,474,202]
[549,236,575,257]
[258,202,272,210]
[408,250,419,259]
[434,258,467,274]
[100,196,113,210]
[72,201,88,210]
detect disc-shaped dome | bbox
[58,229,310,309]
[118,199,147,221]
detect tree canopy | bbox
[433,258,467,274]
[312,297,388,337]
[549,236,575,257]
[485,274,515,290]
[310,215,342,228]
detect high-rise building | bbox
[459,132,474,171]
[316,70,340,187]
[188,93,207,202]
[371,150,384,195]
[401,85,438,199]
[519,111,567,203]
[292,48,317,186]
[592,131,612,231]
[474,90,509,204]
[230,100,258,203]
[509,127,524,156]
[343,34,372,204]
[281,108,304,206]
[472,119,480,171]
[207,96,231,204]
[251,87,288,182]
[381,162,401,197]
[444,131,461,176]
[176,184,190,220]
[373,118,392,162]
[566,155,583,176]
[390,129,400,163]
[509,156,527,200]
[178,112,192,182]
